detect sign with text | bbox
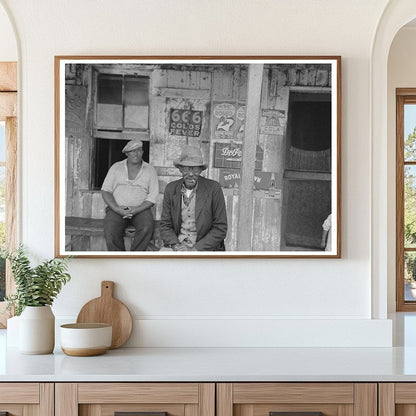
[219,169,280,191]
[212,102,246,140]
[169,109,203,137]
[219,169,241,188]
[213,142,263,170]
[260,109,285,135]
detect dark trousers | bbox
[104,207,154,251]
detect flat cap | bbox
[122,139,143,153]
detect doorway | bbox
[281,91,332,250]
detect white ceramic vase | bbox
[18,305,55,354]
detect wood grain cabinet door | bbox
[0,383,53,416]
[217,383,377,416]
[379,383,416,416]
[55,383,215,416]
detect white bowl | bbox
[60,323,112,356]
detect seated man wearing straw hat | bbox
[101,139,159,251]
[160,145,227,251]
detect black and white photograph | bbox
[55,57,341,257]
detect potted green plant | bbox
[4,245,71,354]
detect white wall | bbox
[387,26,416,312]
[0,3,16,61]
[0,0,394,347]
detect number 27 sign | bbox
[169,109,203,137]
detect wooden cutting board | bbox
[76,281,133,349]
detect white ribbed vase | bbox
[18,306,55,354]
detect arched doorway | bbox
[371,0,416,318]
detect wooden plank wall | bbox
[150,68,212,210]
[210,67,247,251]
[211,64,331,251]
[65,65,214,250]
[210,66,284,251]
[64,63,331,252]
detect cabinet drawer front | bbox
[242,403,340,416]
[80,403,186,416]
[233,384,354,404]
[78,383,200,404]
[395,383,416,403]
[0,383,39,403]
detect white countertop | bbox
[3,313,416,382]
[2,345,416,382]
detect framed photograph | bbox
[55,56,341,258]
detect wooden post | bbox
[217,383,233,416]
[55,383,78,416]
[378,383,394,416]
[237,64,263,251]
[354,383,377,416]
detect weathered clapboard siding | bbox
[259,73,286,182]
[90,236,107,251]
[210,67,240,250]
[269,65,331,91]
[90,191,106,219]
[150,69,212,184]
[151,69,168,88]
[144,68,214,224]
[209,66,244,221]
[64,63,333,252]
[212,69,234,100]
[209,64,332,251]
[65,136,74,217]
[223,191,281,251]
[81,191,92,218]
[223,189,239,251]
[149,97,167,145]
[252,196,281,251]
[65,217,162,251]
[65,76,96,219]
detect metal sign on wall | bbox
[219,169,279,191]
[260,109,286,135]
[169,109,203,137]
[212,102,246,140]
[213,142,263,170]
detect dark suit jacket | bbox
[160,176,228,251]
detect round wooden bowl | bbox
[60,323,112,356]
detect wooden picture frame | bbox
[55,56,341,258]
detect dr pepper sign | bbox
[169,109,203,137]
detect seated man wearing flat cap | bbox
[160,145,227,251]
[101,139,159,251]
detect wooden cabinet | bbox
[0,383,53,415]
[217,383,377,416]
[53,382,380,416]
[379,383,416,416]
[1,381,412,416]
[55,383,215,416]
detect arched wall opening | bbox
[387,20,416,313]
[371,0,416,319]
